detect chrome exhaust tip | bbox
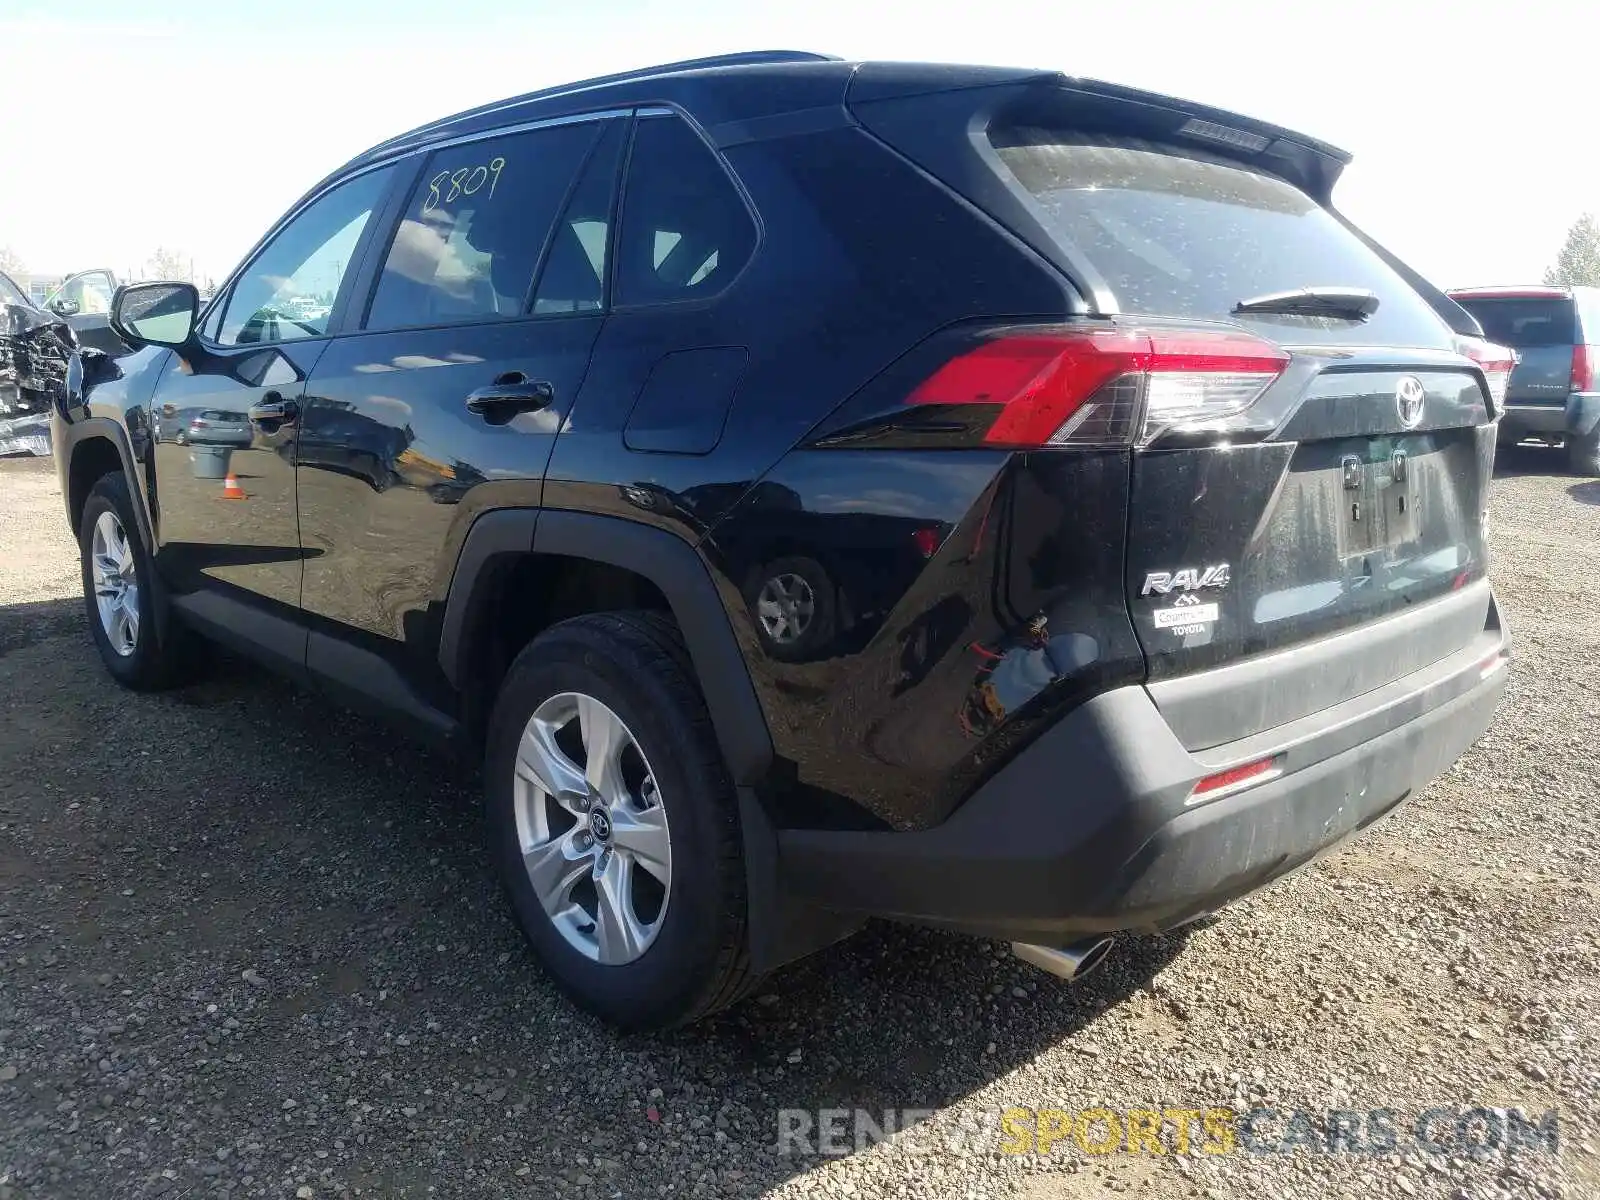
[1011,937,1115,982]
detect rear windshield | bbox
[989,130,1451,347]
[1451,297,1575,347]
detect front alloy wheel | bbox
[514,692,672,965]
[90,509,140,656]
[78,472,192,690]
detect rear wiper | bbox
[1233,286,1380,320]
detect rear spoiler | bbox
[847,67,1482,335]
[848,66,1351,201]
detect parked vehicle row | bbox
[54,51,1508,1029]
[1446,284,1600,474]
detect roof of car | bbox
[345,51,988,170]
[337,50,1350,183]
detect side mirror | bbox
[49,297,81,317]
[111,281,199,348]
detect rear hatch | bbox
[1449,290,1576,406]
[851,76,1496,748]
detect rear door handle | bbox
[465,373,555,422]
[248,393,298,423]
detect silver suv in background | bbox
[1448,285,1600,473]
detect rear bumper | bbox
[1501,392,1600,437]
[778,598,1508,941]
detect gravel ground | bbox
[1,450,1597,1200]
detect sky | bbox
[1,0,1593,290]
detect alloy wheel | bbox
[513,692,672,965]
[90,510,139,657]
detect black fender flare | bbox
[59,416,156,551]
[437,508,774,786]
[437,510,854,974]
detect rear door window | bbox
[1454,297,1577,347]
[613,114,755,306]
[988,130,1450,347]
[365,122,601,331]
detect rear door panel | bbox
[297,317,603,644]
[295,118,625,667]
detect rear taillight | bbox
[1455,335,1516,414]
[906,328,1289,448]
[1572,344,1596,393]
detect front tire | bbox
[78,473,190,690]
[485,611,758,1030]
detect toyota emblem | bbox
[1395,376,1425,428]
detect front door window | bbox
[215,167,394,346]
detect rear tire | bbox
[1568,427,1600,476]
[484,611,760,1030]
[77,473,192,690]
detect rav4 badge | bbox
[1141,563,1231,597]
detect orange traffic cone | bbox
[221,471,246,500]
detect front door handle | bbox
[465,373,555,422]
[248,393,298,423]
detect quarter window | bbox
[216,167,394,346]
[614,115,755,306]
[366,123,600,331]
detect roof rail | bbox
[591,50,841,81]
[365,50,840,158]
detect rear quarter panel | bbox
[706,448,1143,831]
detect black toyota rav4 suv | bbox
[53,51,1510,1030]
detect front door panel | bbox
[149,341,326,609]
[148,159,400,620]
